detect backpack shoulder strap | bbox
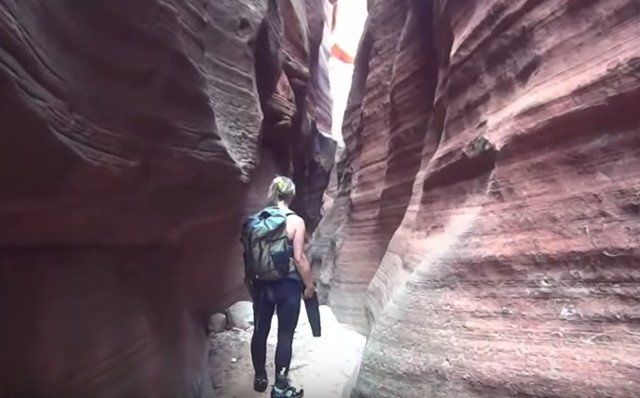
[261,207,296,217]
[255,207,274,218]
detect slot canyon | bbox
[1,0,639,397]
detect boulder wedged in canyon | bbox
[0,0,333,396]
[313,0,640,396]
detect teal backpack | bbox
[241,207,295,281]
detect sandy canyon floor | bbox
[208,304,366,398]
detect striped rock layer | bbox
[312,0,640,397]
[0,0,333,396]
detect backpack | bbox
[240,207,295,282]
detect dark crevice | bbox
[252,0,292,175]
[238,17,250,32]
[422,138,498,194]
[253,0,281,107]
[426,0,455,152]
[251,0,336,233]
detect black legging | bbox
[251,278,302,379]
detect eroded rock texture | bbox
[257,0,336,232]
[315,0,440,331]
[0,0,333,396]
[314,0,640,397]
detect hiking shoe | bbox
[254,375,269,392]
[271,384,304,398]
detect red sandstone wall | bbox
[0,0,333,396]
[314,0,640,396]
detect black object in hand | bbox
[303,290,321,337]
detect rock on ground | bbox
[313,0,640,397]
[226,301,255,330]
[209,313,228,334]
[209,304,365,398]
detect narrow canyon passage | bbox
[2,1,640,398]
[208,303,365,398]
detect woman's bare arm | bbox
[291,217,314,290]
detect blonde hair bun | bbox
[268,176,296,204]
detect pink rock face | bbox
[315,0,640,396]
[0,0,332,396]
[316,0,440,331]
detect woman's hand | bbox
[303,284,316,299]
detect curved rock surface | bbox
[314,0,640,396]
[0,0,333,396]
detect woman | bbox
[250,176,315,398]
